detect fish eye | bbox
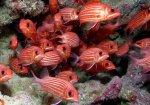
[47,43,49,46]
[105,62,109,66]
[26,22,30,27]
[68,90,73,97]
[99,51,103,56]
[63,47,66,51]
[69,76,72,80]
[110,8,115,12]
[35,50,38,55]
[110,45,113,49]
[1,70,5,75]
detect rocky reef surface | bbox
[0,0,150,105]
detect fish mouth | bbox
[66,98,78,102]
[34,54,45,62]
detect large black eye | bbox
[105,63,109,66]
[26,22,30,27]
[99,51,103,56]
[69,76,72,80]
[47,43,49,46]
[110,45,113,49]
[63,47,66,51]
[1,70,5,75]
[35,50,38,55]
[110,8,115,12]
[68,91,73,97]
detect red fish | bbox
[49,0,58,15]
[52,32,80,48]
[53,13,63,33]
[60,8,79,23]
[32,71,78,102]
[124,7,150,34]
[38,50,62,68]
[56,71,78,84]
[0,99,4,105]
[19,19,37,40]
[134,38,150,49]
[38,39,54,51]
[129,54,150,73]
[18,46,44,66]
[115,40,131,57]
[93,21,120,42]
[9,57,28,74]
[56,44,71,61]
[97,40,118,54]
[76,47,109,70]
[79,0,120,29]
[0,64,12,83]
[37,26,50,39]
[89,60,115,74]
[9,35,18,51]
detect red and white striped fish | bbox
[134,38,150,49]
[60,8,79,23]
[32,71,78,102]
[76,47,109,70]
[56,71,78,84]
[89,60,115,74]
[19,19,37,40]
[97,40,118,54]
[0,64,12,83]
[52,32,80,48]
[124,7,150,34]
[9,35,18,51]
[18,46,44,66]
[56,44,71,61]
[38,39,54,51]
[38,50,62,68]
[9,57,28,74]
[79,0,120,28]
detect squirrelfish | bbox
[38,39,54,51]
[57,44,71,61]
[52,32,80,48]
[32,71,78,102]
[124,7,150,34]
[9,57,28,74]
[38,50,62,68]
[93,21,120,42]
[76,47,109,70]
[89,60,115,74]
[134,38,150,49]
[79,0,120,28]
[0,64,12,83]
[56,71,78,84]
[60,8,79,23]
[18,46,44,66]
[19,19,37,40]
[97,40,118,54]
[9,35,18,51]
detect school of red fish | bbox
[0,0,150,104]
